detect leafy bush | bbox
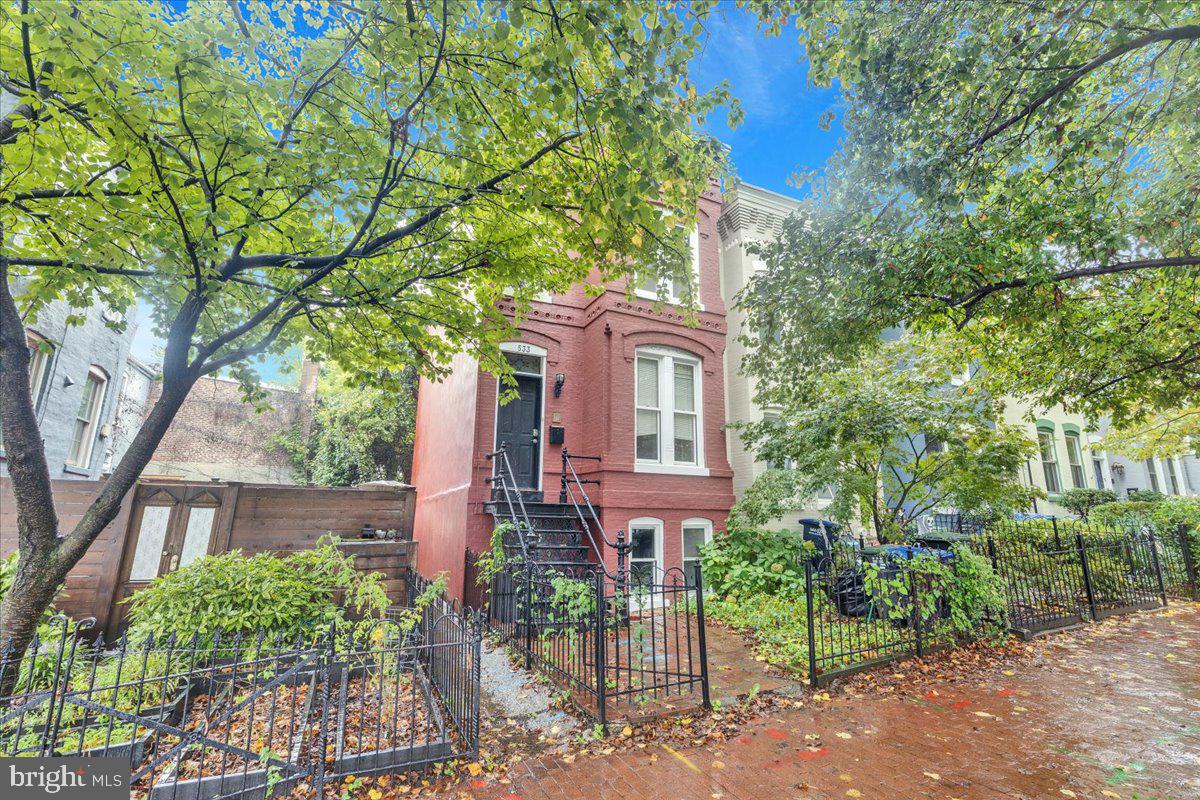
[1089,501,1160,527]
[865,547,1008,640]
[707,592,813,672]
[124,538,389,644]
[1058,488,1117,519]
[699,526,811,598]
[1150,496,1200,532]
[1127,489,1165,503]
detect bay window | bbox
[635,347,704,473]
[635,227,702,306]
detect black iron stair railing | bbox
[484,444,536,563]
[559,447,632,587]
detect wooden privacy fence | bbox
[0,477,416,637]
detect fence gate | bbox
[107,483,231,636]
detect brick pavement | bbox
[448,605,1200,800]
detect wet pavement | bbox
[705,622,798,703]
[445,605,1200,800]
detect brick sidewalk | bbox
[449,605,1200,800]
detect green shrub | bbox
[1086,552,1134,602]
[1150,497,1200,566]
[124,538,389,644]
[707,592,813,672]
[866,547,1008,640]
[1058,488,1118,519]
[1127,489,1165,503]
[699,526,811,599]
[1090,500,1160,528]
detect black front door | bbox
[495,374,542,489]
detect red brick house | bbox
[411,184,734,598]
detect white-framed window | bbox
[0,332,56,453]
[1092,455,1107,489]
[1163,458,1181,495]
[1037,429,1061,495]
[628,517,664,590]
[27,333,55,412]
[67,366,108,468]
[1144,458,1161,493]
[1063,432,1086,489]
[635,226,702,306]
[681,518,712,578]
[634,347,704,473]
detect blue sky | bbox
[130,7,840,381]
[694,7,843,196]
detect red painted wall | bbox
[410,351,480,598]
[412,185,734,596]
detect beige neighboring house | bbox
[1001,401,1114,516]
[715,181,1198,530]
[1002,401,1197,515]
[717,181,835,529]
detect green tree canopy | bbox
[743,1,1200,429]
[0,0,755,662]
[280,363,417,487]
[735,340,1041,542]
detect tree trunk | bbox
[0,260,198,689]
[0,254,64,689]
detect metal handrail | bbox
[485,445,535,563]
[560,447,631,583]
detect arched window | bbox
[635,346,704,473]
[628,517,664,589]
[26,331,56,412]
[67,365,108,468]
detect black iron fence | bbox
[803,548,963,686]
[484,561,709,727]
[0,593,480,798]
[964,520,1198,634]
[801,521,1198,686]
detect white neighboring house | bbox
[104,355,158,473]
[717,181,836,528]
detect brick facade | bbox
[144,363,318,483]
[412,185,734,597]
[0,289,134,481]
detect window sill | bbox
[632,290,705,312]
[62,465,92,477]
[634,462,710,477]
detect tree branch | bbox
[970,24,1200,149]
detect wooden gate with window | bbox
[107,481,233,633]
